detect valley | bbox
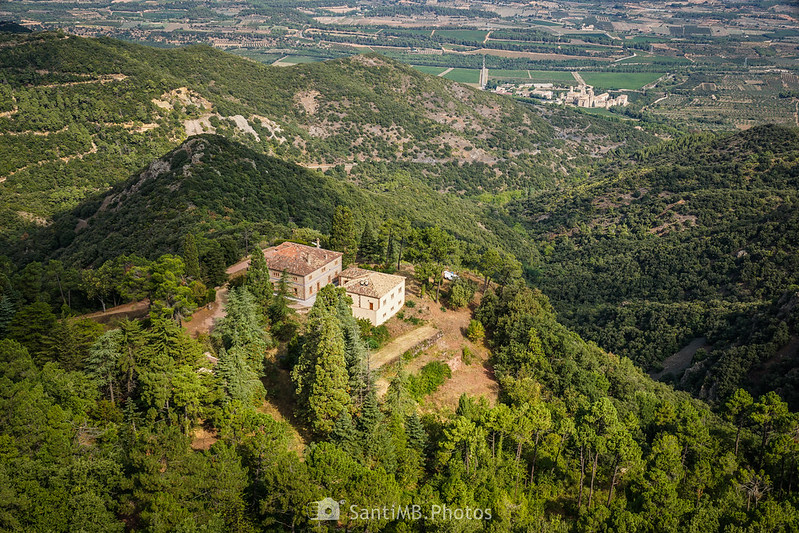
[0,26,798,533]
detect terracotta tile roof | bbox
[263,242,342,277]
[340,266,405,298]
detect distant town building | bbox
[491,82,628,109]
[561,85,629,108]
[339,266,406,326]
[263,242,342,306]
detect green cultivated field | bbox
[491,69,530,79]
[443,68,481,83]
[435,29,488,41]
[413,65,449,76]
[581,71,665,90]
[491,70,576,83]
[528,70,576,83]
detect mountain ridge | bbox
[0,31,654,242]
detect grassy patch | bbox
[491,69,529,79]
[580,71,665,90]
[528,19,562,27]
[443,68,480,84]
[406,361,452,400]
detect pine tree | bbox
[214,287,270,369]
[357,391,395,470]
[329,206,358,267]
[181,234,201,280]
[331,409,359,455]
[86,329,123,404]
[405,412,428,451]
[216,346,264,405]
[308,285,371,407]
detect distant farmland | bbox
[490,69,576,83]
[580,71,665,90]
[443,68,481,83]
[435,29,489,42]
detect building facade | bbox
[263,242,343,306]
[339,267,406,326]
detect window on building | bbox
[293,288,298,295]
[369,302,374,311]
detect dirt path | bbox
[372,267,499,407]
[652,337,707,380]
[438,67,454,77]
[0,106,18,119]
[298,162,356,172]
[81,299,150,322]
[1,140,97,183]
[614,53,636,63]
[34,73,127,89]
[0,126,69,136]
[184,287,229,338]
[371,324,439,369]
[572,71,586,85]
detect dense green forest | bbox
[2,31,799,531]
[510,125,799,408]
[1,236,797,531]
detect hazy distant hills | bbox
[0,31,653,243]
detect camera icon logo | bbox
[309,497,343,521]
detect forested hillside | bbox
[0,31,653,245]
[1,30,797,532]
[511,125,799,407]
[27,134,525,266]
[1,258,797,531]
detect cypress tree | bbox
[245,246,273,311]
[181,234,201,280]
[358,222,381,264]
[293,311,351,436]
[329,206,358,267]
